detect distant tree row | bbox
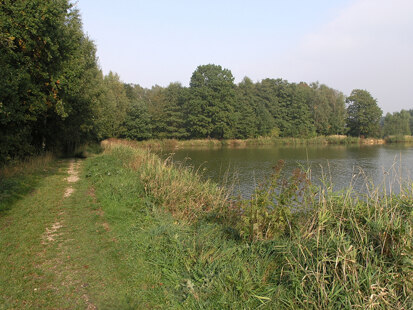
[109,64,384,141]
[104,64,411,142]
[1,1,411,165]
[382,110,412,137]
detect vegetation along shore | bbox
[1,139,411,308]
[111,135,389,151]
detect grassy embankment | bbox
[98,139,412,308]
[1,140,412,308]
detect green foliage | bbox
[410,110,413,134]
[0,0,400,166]
[186,64,237,139]
[383,110,411,137]
[123,101,152,140]
[148,83,188,139]
[346,89,383,137]
[254,79,316,138]
[310,82,347,135]
[236,77,274,138]
[94,72,129,139]
[239,160,310,241]
[0,0,102,162]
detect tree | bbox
[409,110,413,135]
[254,79,314,137]
[0,0,103,162]
[121,83,152,140]
[309,83,346,135]
[161,83,188,139]
[123,101,152,140]
[94,72,129,139]
[346,89,382,137]
[235,77,260,138]
[383,110,411,137]
[285,83,315,137]
[186,64,236,139]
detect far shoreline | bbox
[103,135,413,151]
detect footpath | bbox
[0,160,124,309]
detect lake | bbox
[162,144,413,198]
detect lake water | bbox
[162,144,413,198]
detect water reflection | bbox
[163,144,413,198]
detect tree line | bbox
[1,0,411,165]
[95,65,412,142]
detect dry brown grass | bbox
[0,152,54,178]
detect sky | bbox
[76,0,413,113]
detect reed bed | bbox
[104,136,386,152]
[385,135,413,143]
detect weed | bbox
[237,160,311,241]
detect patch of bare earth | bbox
[42,222,63,244]
[64,187,74,198]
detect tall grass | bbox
[0,152,57,214]
[99,140,412,309]
[0,152,54,178]
[385,135,413,143]
[105,136,386,152]
[102,139,229,220]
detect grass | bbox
[95,140,412,309]
[0,153,56,214]
[0,157,168,308]
[1,140,411,308]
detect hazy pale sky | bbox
[76,0,413,113]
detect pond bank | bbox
[98,139,412,308]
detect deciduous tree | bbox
[346,89,382,137]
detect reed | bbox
[385,135,413,143]
[108,136,387,152]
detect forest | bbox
[1,0,412,165]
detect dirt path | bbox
[1,155,153,309]
[43,160,97,309]
[42,159,80,244]
[0,159,107,309]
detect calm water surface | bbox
[163,144,413,198]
